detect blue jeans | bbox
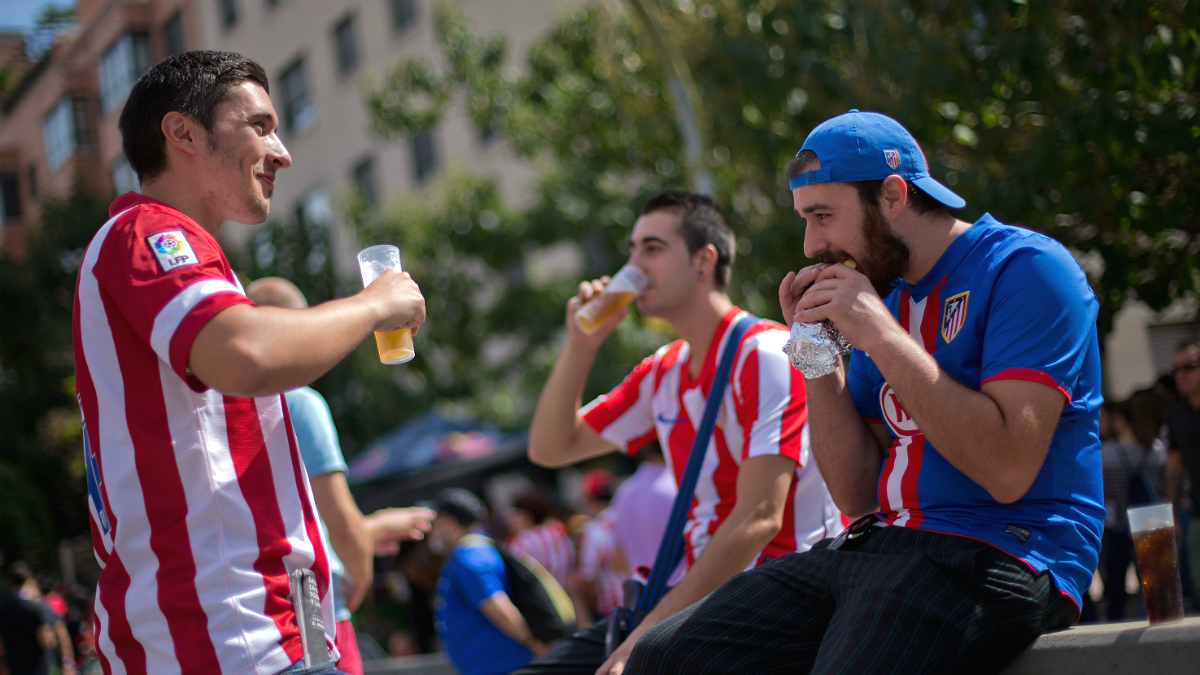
[280,660,345,675]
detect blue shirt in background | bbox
[435,534,532,675]
[847,214,1104,611]
[285,385,351,622]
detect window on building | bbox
[99,32,151,114]
[296,188,333,226]
[280,58,316,134]
[112,156,139,195]
[44,98,77,171]
[164,12,186,56]
[266,0,285,8]
[352,156,378,206]
[44,97,92,172]
[412,129,437,184]
[220,0,239,31]
[1149,321,1200,376]
[333,15,359,75]
[391,0,418,34]
[1,173,21,219]
[72,97,94,147]
[27,164,38,199]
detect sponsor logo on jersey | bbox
[941,291,969,343]
[79,397,113,555]
[879,383,921,437]
[148,230,199,272]
[883,149,901,170]
[1005,524,1032,543]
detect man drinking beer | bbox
[519,191,839,675]
[73,51,425,675]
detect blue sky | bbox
[0,0,73,31]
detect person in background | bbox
[608,442,677,583]
[0,562,74,675]
[1099,401,1164,621]
[1167,340,1200,610]
[246,276,436,675]
[571,470,626,628]
[506,489,576,589]
[430,488,548,675]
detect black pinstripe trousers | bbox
[626,526,1078,675]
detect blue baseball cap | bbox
[789,110,965,209]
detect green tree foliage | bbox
[369,0,1199,335]
[0,181,105,565]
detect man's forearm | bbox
[806,364,883,518]
[863,325,1059,504]
[192,298,382,397]
[635,505,781,635]
[528,341,599,467]
[478,593,537,647]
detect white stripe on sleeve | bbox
[149,279,242,365]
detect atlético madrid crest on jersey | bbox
[883,149,901,170]
[941,291,969,343]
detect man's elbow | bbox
[527,437,571,468]
[985,467,1039,505]
[202,340,275,397]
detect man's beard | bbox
[208,135,269,224]
[821,199,910,297]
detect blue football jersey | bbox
[847,213,1104,611]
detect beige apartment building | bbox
[0,0,200,259]
[193,0,576,265]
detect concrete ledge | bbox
[1002,617,1200,674]
[361,653,456,675]
[362,619,1200,675]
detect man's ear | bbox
[880,175,909,220]
[694,244,719,279]
[160,111,203,159]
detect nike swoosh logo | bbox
[657,414,687,425]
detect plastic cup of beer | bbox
[573,265,649,335]
[357,244,416,365]
[1127,503,1184,624]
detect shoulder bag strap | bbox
[635,314,757,615]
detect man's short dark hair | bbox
[512,490,551,526]
[118,51,269,183]
[786,150,948,218]
[1176,339,1200,354]
[7,561,32,588]
[640,191,736,291]
[433,488,487,528]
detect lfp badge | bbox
[147,230,199,272]
[883,149,901,170]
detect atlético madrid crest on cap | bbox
[883,149,901,170]
[941,291,969,343]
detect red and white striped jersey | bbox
[581,308,840,568]
[577,510,626,616]
[73,193,336,675]
[506,520,575,589]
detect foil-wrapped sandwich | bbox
[782,260,856,379]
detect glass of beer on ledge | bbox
[574,264,649,335]
[357,244,416,365]
[1127,503,1184,624]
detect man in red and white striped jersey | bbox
[519,191,839,675]
[73,52,426,675]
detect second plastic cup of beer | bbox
[357,244,416,365]
[1127,503,1184,624]
[574,265,649,335]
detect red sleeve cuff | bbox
[981,368,1071,405]
[168,292,253,392]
